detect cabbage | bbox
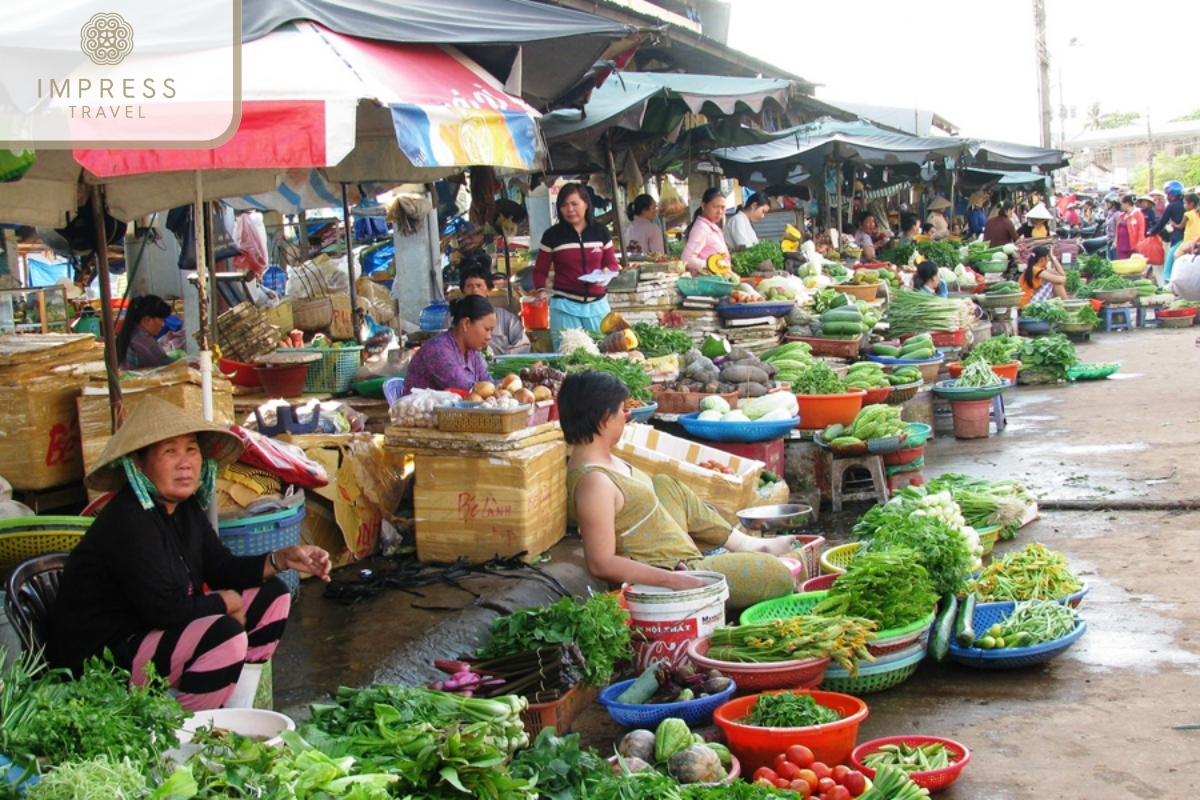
[743,392,799,420]
[697,409,724,421]
[939,267,957,285]
[722,410,750,422]
[757,406,796,422]
[699,395,730,414]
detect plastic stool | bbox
[886,470,925,493]
[1101,306,1133,332]
[1136,306,1158,328]
[829,454,888,512]
[991,393,1007,432]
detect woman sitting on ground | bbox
[561,371,796,610]
[1018,245,1068,307]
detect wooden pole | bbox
[606,140,628,265]
[193,172,214,423]
[340,183,360,343]
[90,185,123,432]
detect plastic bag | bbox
[230,425,330,488]
[1168,253,1200,301]
[1136,235,1165,266]
[355,276,397,324]
[232,210,269,277]
[659,180,686,218]
[389,388,457,428]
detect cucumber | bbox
[829,293,849,309]
[955,592,978,649]
[929,593,958,662]
[900,348,935,361]
[829,436,864,447]
[821,423,845,442]
[823,321,865,335]
[872,344,901,357]
[615,665,661,704]
[823,308,863,322]
[905,333,933,345]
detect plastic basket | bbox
[884,381,922,405]
[869,611,936,657]
[904,423,932,447]
[785,335,863,359]
[820,542,862,575]
[713,690,868,772]
[976,524,1000,557]
[851,735,971,792]
[716,301,797,319]
[0,516,93,534]
[819,641,925,694]
[0,530,85,578]
[218,502,306,593]
[793,535,825,581]
[651,387,739,415]
[435,404,531,434]
[899,329,966,348]
[290,346,364,394]
[799,573,838,593]
[882,444,925,467]
[687,637,829,691]
[627,402,658,423]
[946,603,1087,669]
[739,589,827,625]
[866,432,910,455]
[932,378,1011,402]
[520,683,598,736]
[1155,307,1197,318]
[860,385,893,405]
[974,292,1023,309]
[677,412,800,443]
[1158,316,1193,329]
[598,678,737,727]
[676,276,736,298]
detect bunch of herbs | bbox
[819,548,938,630]
[963,336,1021,367]
[792,362,845,396]
[1017,333,1078,380]
[745,692,842,728]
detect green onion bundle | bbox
[885,291,977,335]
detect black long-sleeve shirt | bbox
[1147,198,1185,244]
[48,485,266,674]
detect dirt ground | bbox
[277,325,1200,799]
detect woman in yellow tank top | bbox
[561,372,796,610]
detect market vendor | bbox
[983,202,1019,248]
[1018,202,1055,239]
[403,295,494,396]
[533,182,618,349]
[853,211,892,257]
[925,197,952,240]
[916,261,948,298]
[625,194,666,255]
[47,397,332,711]
[895,212,922,247]
[681,188,730,276]
[725,192,771,249]
[1018,245,1068,307]
[459,266,529,356]
[561,371,797,610]
[116,295,178,371]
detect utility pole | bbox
[1146,113,1155,190]
[1033,0,1053,148]
[1057,67,1066,149]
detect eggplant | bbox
[700,676,733,695]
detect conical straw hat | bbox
[85,395,243,492]
[1025,202,1054,220]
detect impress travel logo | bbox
[0,0,241,148]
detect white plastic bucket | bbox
[625,571,729,672]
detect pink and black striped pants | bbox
[125,577,291,711]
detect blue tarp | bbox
[27,256,70,287]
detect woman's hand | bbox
[218,589,246,625]
[665,568,708,591]
[275,545,333,582]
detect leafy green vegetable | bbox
[477,594,631,687]
[820,548,937,630]
[963,336,1021,367]
[564,349,653,402]
[954,360,1002,388]
[915,240,961,269]
[25,757,148,800]
[509,727,614,800]
[1017,333,1078,380]
[1021,301,1068,324]
[732,241,784,277]
[745,692,842,728]
[1088,275,1135,291]
[855,489,976,595]
[1069,304,1100,326]
[927,473,1031,541]
[1078,254,1112,279]
[631,322,694,358]
[792,361,845,395]
[1065,268,1082,295]
[878,242,916,267]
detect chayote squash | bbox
[654,717,693,764]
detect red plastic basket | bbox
[785,335,863,359]
[687,637,829,692]
[714,690,869,773]
[882,444,926,467]
[860,385,893,405]
[899,329,966,348]
[1157,307,1197,318]
[220,357,264,387]
[793,535,826,581]
[850,735,971,792]
[519,683,598,736]
[799,573,838,593]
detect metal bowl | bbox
[735,503,813,533]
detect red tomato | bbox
[789,778,812,798]
[774,777,792,789]
[774,754,791,772]
[817,777,837,793]
[832,765,851,784]
[797,768,820,792]
[777,761,801,782]
[786,744,816,768]
[755,778,776,789]
[842,771,868,798]
[827,787,851,800]
[753,767,779,785]
[812,762,833,781]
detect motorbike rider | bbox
[1148,181,1186,282]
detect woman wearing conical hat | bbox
[47,397,331,711]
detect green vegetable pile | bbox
[915,240,961,268]
[855,488,977,595]
[963,336,1020,367]
[477,593,631,687]
[813,287,847,314]
[731,241,784,277]
[791,361,845,395]
[1064,268,1082,295]
[860,740,955,774]
[707,615,876,673]
[1088,275,1135,291]
[564,348,653,402]
[973,601,1079,649]
[760,342,814,386]
[1170,299,1200,310]
[815,548,938,630]
[857,764,932,800]
[885,291,976,336]
[631,322,694,358]
[1067,304,1100,327]
[745,692,842,729]
[926,473,1031,541]
[1021,300,1068,324]
[1017,333,1078,380]
[954,360,1002,388]
[878,241,916,267]
[967,542,1083,602]
[1078,254,1112,279]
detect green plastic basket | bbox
[676,276,736,298]
[819,642,925,695]
[1066,362,1120,381]
[0,516,93,534]
[740,590,829,625]
[292,346,364,394]
[976,524,1000,557]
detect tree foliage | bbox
[1170,108,1200,123]
[1085,102,1141,130]
[1131,153,1200,193]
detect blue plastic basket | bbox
[904,423,932,447]
[866,432,910,454]
[865,352,945,367]
[819,641,926,694]
[598,678,737,728]
[932,379,1011,402]
[628,402,657,423]
[218,502,306,593]
[715,301,797,319]
[946,602,1087,669]
[383,377,405,406]
[262,265,287,294]
[676,412,800,443]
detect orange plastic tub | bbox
[946,360,1021,383]
[795,388,866,430]
[713,689,869,773]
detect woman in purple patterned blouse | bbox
[117,295,176,371]
[402,295,496,396]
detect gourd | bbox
[617,729,657,763]
[667,744,724,784]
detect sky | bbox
[728,0,1200,147]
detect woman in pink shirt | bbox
[681,188,730,275]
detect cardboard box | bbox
[615,424,764,524]
[413,439,566,562]
[0,373,88,490]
